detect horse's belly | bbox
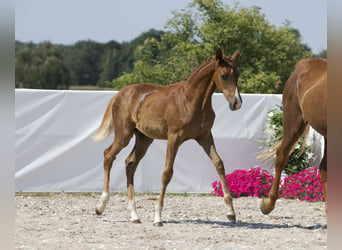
[136,119,168,140]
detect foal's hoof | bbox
[260,198,274,215]
[227,214,236,222]
[95,208,103,216]
[153,221,163,227]
[131,219,141,224]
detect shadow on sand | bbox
[165,219,327,230]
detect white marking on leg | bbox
[128,198,140,222]
[96,192,109,215]
[153,204,163,224]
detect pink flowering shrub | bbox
[211,166,324,202]
[279,167,324,202]
[211,167,274,198]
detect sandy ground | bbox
[15,193,327,249]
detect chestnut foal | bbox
[93,48,242,226]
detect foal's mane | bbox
[186,56,234,84]
[186,59,215,83]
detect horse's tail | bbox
[257,125,310,164]
[92,96,116,142]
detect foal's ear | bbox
[231,50,240,63]
[215,48,223,61]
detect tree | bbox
[111,0,313,93]
[99,29,165,87]
[316,49,327,58]
[63,40,104,86]
[15,29,166,89]
[15,42,71,89]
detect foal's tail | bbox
[257,125,310,164]
[92,96,116,142]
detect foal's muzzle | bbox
[224,89,242,111]
[228,96,242,111]
[231,97,242,111]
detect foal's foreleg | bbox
[197,133,236,222]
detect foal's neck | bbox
[186,60,217,110]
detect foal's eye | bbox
[221,74,228,80]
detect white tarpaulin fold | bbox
[15,89,323,192]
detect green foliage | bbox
[15,42,71,89]
[61,29,165,88]
[99,29,165,87]
[111,0,313,93]
[315,49,327,59]
[15,29,165,89]
[63,40,104,86]
[263,105,315,175]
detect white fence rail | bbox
[15,89,323,192]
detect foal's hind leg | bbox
[154,133,181,226]
[261,107,306,215]
[125,131,153,223]
[95,129,134,215]
[197,132,236,222]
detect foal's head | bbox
[213,48,242,111]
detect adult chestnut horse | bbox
[259,58,327,215]
[93,48,242,226]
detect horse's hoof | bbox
[131,219,141,224]
[260,198,273,215]
[227,214,236,222]
[95,208,102,216]
[153,221,163,227]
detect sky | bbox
[15,0,327,54]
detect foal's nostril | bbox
[233,99,242,110]
[233,100,238,110]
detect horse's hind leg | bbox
[154,133,181,226]
[320,138,327,213]
[261,105,306,215]
[125,131,153,223]
[95,129,134,215]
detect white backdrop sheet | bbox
[15,89,323,193]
